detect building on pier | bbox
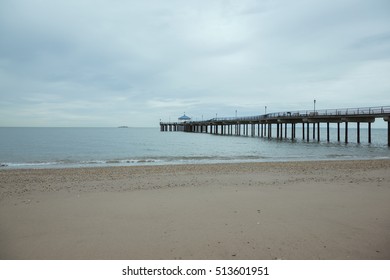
[178,113,191,123]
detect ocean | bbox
[0,127,389,169]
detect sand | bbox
[0,160,389,260]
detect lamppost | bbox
[216,113,218,120]
[314,99,316,113]
[265,106,267,114]
[235,110,237,118]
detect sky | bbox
[1,0,390,127]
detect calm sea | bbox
[0,127,389,169]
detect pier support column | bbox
[317,122,320,142]
[345,122,348,143]
[357,122,360,144]
[368,122,372,144]
[307,123,310,142]
[385,117,390,146]
[302,123,305,140]
[313,123,316,140]
[277,123,280,139]
[280,123,283,139]
[285,123,287,139]
[337,123,341,142]
[327,122,330,142]
[388,120,390,147]
[293,123,296,139]
[268,124,272,138]
[291,123,294,140]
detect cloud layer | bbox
[1,0,390,126]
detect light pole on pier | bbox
[235,110,237,118]
[265,106,267,114]
[314,99,316,113]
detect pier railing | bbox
[205,106,390,123]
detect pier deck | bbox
[160,106,390,146]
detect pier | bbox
[160,106,390,146]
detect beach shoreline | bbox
[1,159,389,260]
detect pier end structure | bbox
[160,106,390,146]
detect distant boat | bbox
[118,126,129,128]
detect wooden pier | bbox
[160,106,390,146]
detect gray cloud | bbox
[1,0,390,127]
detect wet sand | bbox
[0,160,389,259]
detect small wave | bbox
[326,154,350,158]
[81,159,160,165]
[80,160,107,165]
[3,161,62,168]
[106,160,121,164]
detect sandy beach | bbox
[0,160,389,260]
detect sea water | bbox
[0,127,389,169]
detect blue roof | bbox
[178,114,191,120]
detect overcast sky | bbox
[1,0,390,127]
